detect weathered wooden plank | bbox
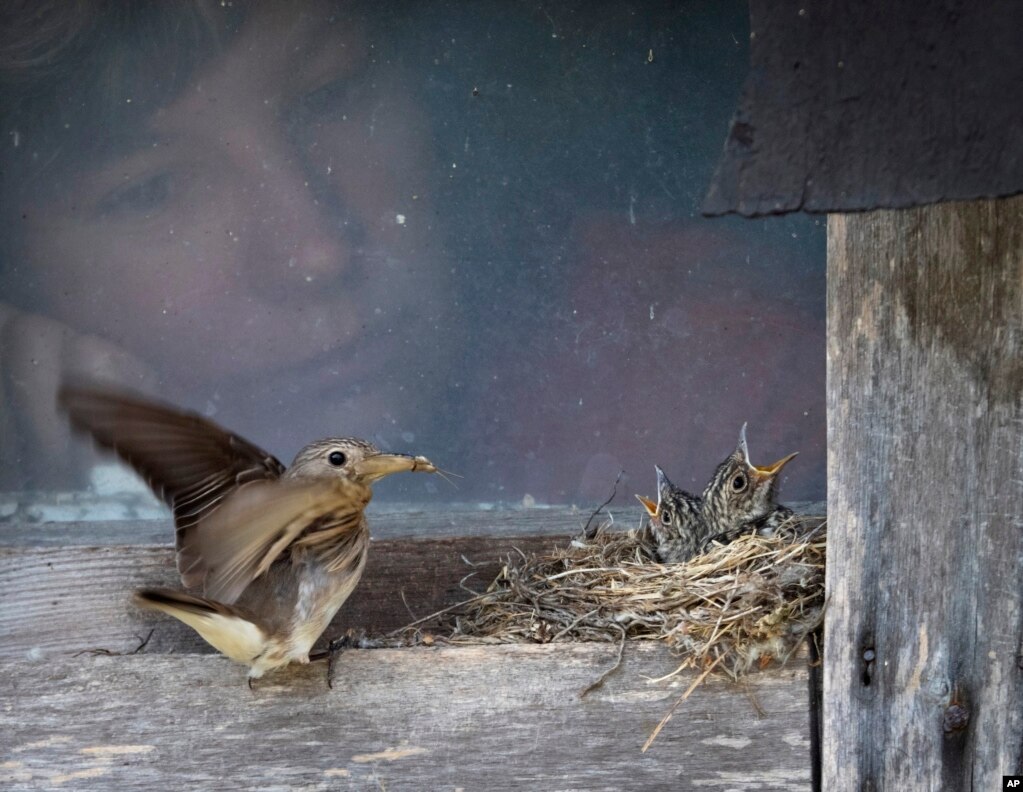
[703,0,1023,217]
[825,198,1023,789]
[0,502,828,546]
[0,645,811,791]
[0,504,616,545]
[0,537,569,658]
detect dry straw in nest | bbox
[390,515,827,685]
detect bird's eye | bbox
[328,451,347,467]
[731,473,747,492]
[660,511,672,526]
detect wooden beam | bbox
[0,504,644,545]
[0,509,827,658]
[825,197,1023,788]
[0,536,569,658]
[0,645,811,790]
[0,503,828,547]
[1,517,820,786]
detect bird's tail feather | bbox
[134,588,267,665]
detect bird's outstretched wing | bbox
[194,478,372,604]
[58,382,286,586]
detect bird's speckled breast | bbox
[257,540,370,673]
[301,547,369,656]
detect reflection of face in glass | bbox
[2,1,826,503]
[7,4,453,472]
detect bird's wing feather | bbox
[58,383,286,586]
[195,478,371,604]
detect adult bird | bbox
[59,383,436,681]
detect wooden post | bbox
[824,198,1023,788]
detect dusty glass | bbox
[0,1,824,517]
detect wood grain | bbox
[0,502,828,546]
[0,503,616,545]
[0,536,569,658]
[825,198,1023,789]
[0,644,811,791]
[703,1,1023,217]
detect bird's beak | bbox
[737,422,751,462]
[654,464,675,498]
[354,453,437,482]
[636,494,659,517]
[751,452,799,480]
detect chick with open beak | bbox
[700,423,798,544]
[635,465,709,564]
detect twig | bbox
[543,566,625,582]
[383,591,500,637]
[132,628,155,654]
[551,609,599,643]
[644,657,693,684]
[642,653,725,752]
[742,678,766,718]
[583,470,624,539]
[74,628,155,657]
[458,571,482,596]
[579,624,627,698]
[399,589,418,622]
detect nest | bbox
[389,516,827,684]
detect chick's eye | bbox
[328,451,347,467]
[731,473,747,492]
[660,511,672,526]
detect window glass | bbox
[0,1,824,513]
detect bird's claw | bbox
[326,636,349,689]
[324,629,366,688]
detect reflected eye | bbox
[328,451,347,467]
[293,76,358,125]
[731,473,747,492]
[97,171,172,216]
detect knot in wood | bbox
[942,703,969,734]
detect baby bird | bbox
[700,423,798,548]
[59,383,436,680]
[636,465,709,563]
